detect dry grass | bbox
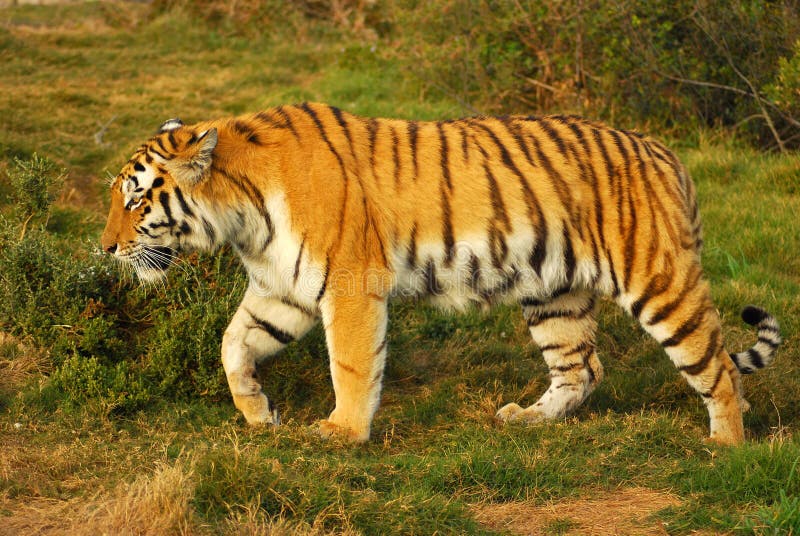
[0,332,49,395]
[472,487,683,536]
[1,461,197,536]
[223,505,363,536]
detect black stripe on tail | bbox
[730,305,782,374]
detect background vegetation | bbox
[1,1,798,534]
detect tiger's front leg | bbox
[317,292,388,443]
[222,289,317,425]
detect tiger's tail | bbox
[730,306,782,374]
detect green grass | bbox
[1,3,799,534]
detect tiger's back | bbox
[101,103,781,445]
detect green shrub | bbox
[389,0,800,149]
[50,354,150,415]
[6,153,64,238]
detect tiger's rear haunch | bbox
[101,103,782,445]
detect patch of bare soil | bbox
[471,487,682,536]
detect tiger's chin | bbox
[134,266,169,283]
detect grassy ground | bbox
[1,3,799,534]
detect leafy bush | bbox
[6,153,64,238]
[388,0,800,149]
[0,155,246,414]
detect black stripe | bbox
[552,362,584,373]
[406,223,417,269]
[441,183,455,266]
[563,119,592,165]
[293,237,305,284]
[757,335,780,349]
[759,325,781,336]
[299,103,348,180]
[438,122,452,190]
[488,226,508,269]
[151,176,165,189]
[484,161,511,228]
[529,239,547,277]
[591,128,615,185]
[562,225,575,289]
[500,118,536,167]
[158,191,175,228]
[647,264,701,326]
[661,305,706,348]
[201,217,216,243]
[330,106,356,160]
[367,118,379,178]
[747,348,765,368]
[520,296,547,307]
[408,121,419,181]
[424,260,443,295]
[156,136,170,155]
[528,134,575,221]
[231,119,261,144]
[368,211,389,267]
[630,272,671,319]
[133,162,146,172]
[538,118,568,159]
[316,256,329,301]
[458,123,470,162]
[280,295,315,317]
[274,106,300,140]
[702,365,727,396]
[583,345,597,384]
[468,254,481,290]
[527,297,595,327]
[679,327,720,376]
[173,186,194,218]
[538,343,565,352]
[482,269,520,302]
[630,137,659,274]
[247,309,295,345]
[391,126,401,189]
[610,130,637,291]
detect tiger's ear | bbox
[159,118,184,133]
[166,128,218,186]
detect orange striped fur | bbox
[101,103,781,445]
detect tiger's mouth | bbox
[122,244,178,282]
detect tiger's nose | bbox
[105,244,117,254]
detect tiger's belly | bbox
[389,232,601,311]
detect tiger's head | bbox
[100,118,218,282]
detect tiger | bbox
[100,103,781,445]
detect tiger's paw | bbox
[233,393,280,426]
[315,419,370,444]
[495,402,548,424]
[704,432,744,447]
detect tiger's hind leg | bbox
[222,288,318,426]
[497,290,603,423]
[626,265,745,445]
